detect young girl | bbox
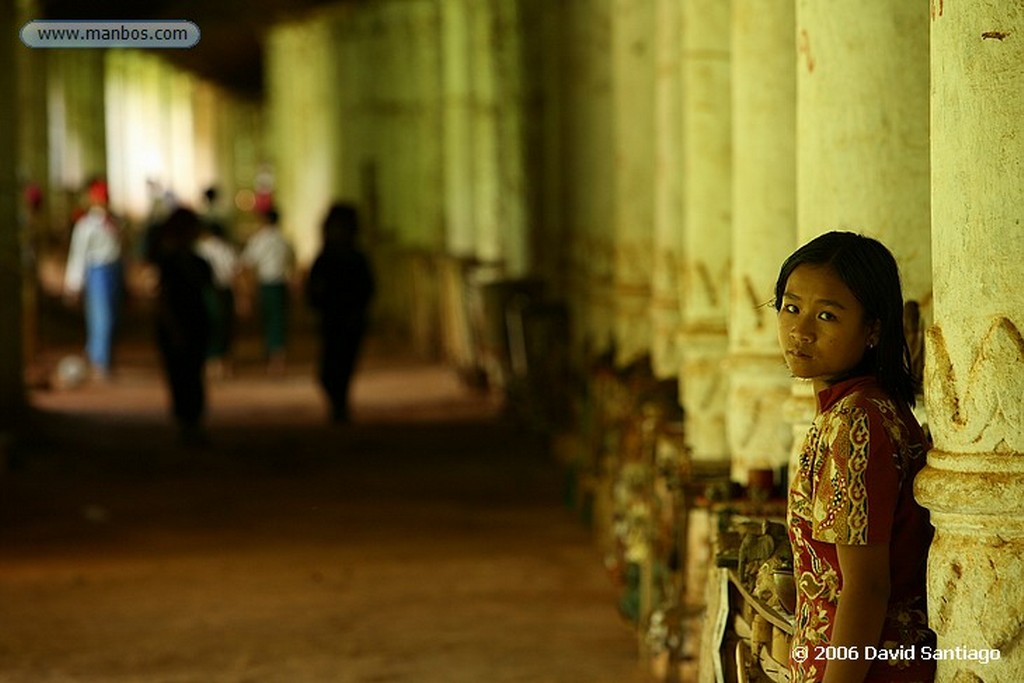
[775,232,935,682]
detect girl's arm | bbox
[823,542,891,683]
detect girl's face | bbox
[777,264,880,394]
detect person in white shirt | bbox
[63,180,122,380]
[193,186,240,378]
[195,220,239,379]
[240,208,295,374]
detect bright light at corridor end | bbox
[20,20,201,49]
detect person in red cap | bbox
[63,178,123,381]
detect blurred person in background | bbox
[148,207,214,446]
[307,203,375,424]
[241,207,295,376]
[196,186,239,379]
[62,179,123,382]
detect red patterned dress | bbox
[787,375,936,682]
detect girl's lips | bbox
[788,349,812,359]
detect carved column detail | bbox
[915,3,1024,681]
[610,0,655,366]
[726,0,795,484]
[651,0,682,379]
[679,0,732,464]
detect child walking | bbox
[776,231,935,682]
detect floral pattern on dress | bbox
[787,376,935,682]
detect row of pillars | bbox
[542,1,1021,681]
[265,2,1023,679]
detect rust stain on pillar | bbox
[798,28,815,73]
[930,0,944,21]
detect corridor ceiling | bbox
[38,0,349,95]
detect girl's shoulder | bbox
[824,381,927,455]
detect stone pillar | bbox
[493,0,530,277]
[468,0,501,266]
[335,7,365,208]
[679,0,732,464]
[16,0,47,220]
[651,0,683,379]
[47,49,105,217]
[103,52,143,220]
[106,54,192,215]
[397,0,442,252]
[407,1,444,357]
[192,81,219,196]
[437,0,477,370]
[16,0,45,375]
[164,69,197,207]
[535,1,567,300]
[190,81,255,237]
[0,0,25,434]
[793,0,930,464]
[266,15,340,262]
[441,0,475,257]
[726,0,795,484]
[563,0,615,357]
[610,0,655,366]
[915,4,1024,681]
[796,0,931,304]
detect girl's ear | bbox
[868,319,881,348]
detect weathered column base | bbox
[614,288,653,368]
[724,352,791,485]
[915,450,1024,682]
[677,327,728,464]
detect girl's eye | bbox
[818,311,837,321]
[783,304,799,314]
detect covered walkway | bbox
[0,330,650,683]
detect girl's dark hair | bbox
[773,231,920,407]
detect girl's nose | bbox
[791,317,814,342]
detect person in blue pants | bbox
[63,180,123,381]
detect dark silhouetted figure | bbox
[307,203,375,423]
[149,208,214,445]
[196,186,240,379]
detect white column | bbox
[469,0,501,266]
[796,0,931,304]
[536,0,567,299]
[793,0,930,464]
[493,0,531,276]
[441,0,475,256]
[103,52,199,222]
[915,4,1024,681]
[266,15,340,262]
[561,0,614,352]
[47,50,106,199]
[610,0,655,366]
[651,0,683,379]
[407,0,444,251]
[727,0,796,484]
[679,0,732,464]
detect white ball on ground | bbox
[54,355,88,390]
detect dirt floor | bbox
[0,317,654,682]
